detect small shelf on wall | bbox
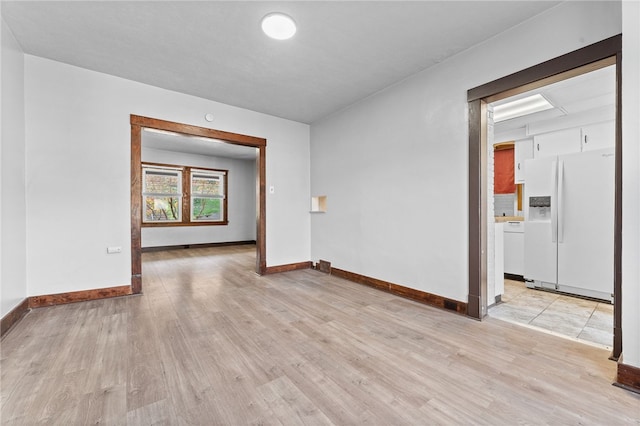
[311,195,327,213]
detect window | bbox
[191,170,225,222]
[143,166,182,223]
[142,163,228,226]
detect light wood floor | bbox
[1,245,639,425]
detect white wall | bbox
[141,148,256,247]
[0,19,27,317]
[24,56,310,296]
[621,0,640,369]
[310,1,621,303]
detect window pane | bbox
[145,170,180,194]
[192,174,221,196]
[144,196,181,222]
[191,198,222,221]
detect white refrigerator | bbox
[523,148,615,302]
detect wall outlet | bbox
[107,246,122,254]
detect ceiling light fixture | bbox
[493,94,554,122]
[261,13,296,40]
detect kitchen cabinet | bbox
[581,120,614,152]
[533,127,581,159]
[514,138,533,183]
[504,221,524,276]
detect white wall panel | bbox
[310,2,621,302]
[1,19,27,317]
[621,0,640,368]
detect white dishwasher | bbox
[504,221,524,277]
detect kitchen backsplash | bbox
[494,193,515,217]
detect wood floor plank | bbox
[2,245,639,424]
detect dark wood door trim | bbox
[467,98,486,319]
[130,115,267,294]
[467,35,621,102]
[466,35,622,361]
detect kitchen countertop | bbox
[495,216,524,223]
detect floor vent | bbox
[444,300,457,311]
[317,260,331,274]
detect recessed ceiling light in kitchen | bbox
[493,94,554,122]
[261,13,296,40]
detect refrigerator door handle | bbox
[551,160,558,243]
[558,160,564,243]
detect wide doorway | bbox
[467,35,622,359]
[486,64,616,349]
[130,115,267,293]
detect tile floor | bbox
[489,279,613,348]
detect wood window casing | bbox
[141,161,229,227]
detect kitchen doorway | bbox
[487,64,616,349]
[467,35,622,359]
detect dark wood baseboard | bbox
[1,298,30,338]
[615,362,640,394]
[331,267,467,315]
[29,285,133,308]
[141,240,256,253]
[263,261,313,275]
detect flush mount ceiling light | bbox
[493,93,554,122]
[261,13,296,40]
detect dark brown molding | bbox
[468,35,621,102]
[256,145,266,275]
[142,221,230,228]
[131,123,142,294]
[28,285,133,308]
[615,362,640,394]
[331,267,467,315]
[612,50,623,360]
[141,240,256,253]
[131,115,268,289]
[468,98,485,320]
[1,299,30,337]
[130,115,266,147]
[263,261,313,275]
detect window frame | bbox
[142,165,183,224]
[190,168,226,223]
[141,161,229,227]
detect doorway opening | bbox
[487,64,616,349]
[467,35,622,360]
[130,115,267,294]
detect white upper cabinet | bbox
[533,127,581,159]
[514,138,533,183]
[581,120,615,151]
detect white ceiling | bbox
[493,64,616,136]
[142,129,258,160]
[2,1,562,124]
